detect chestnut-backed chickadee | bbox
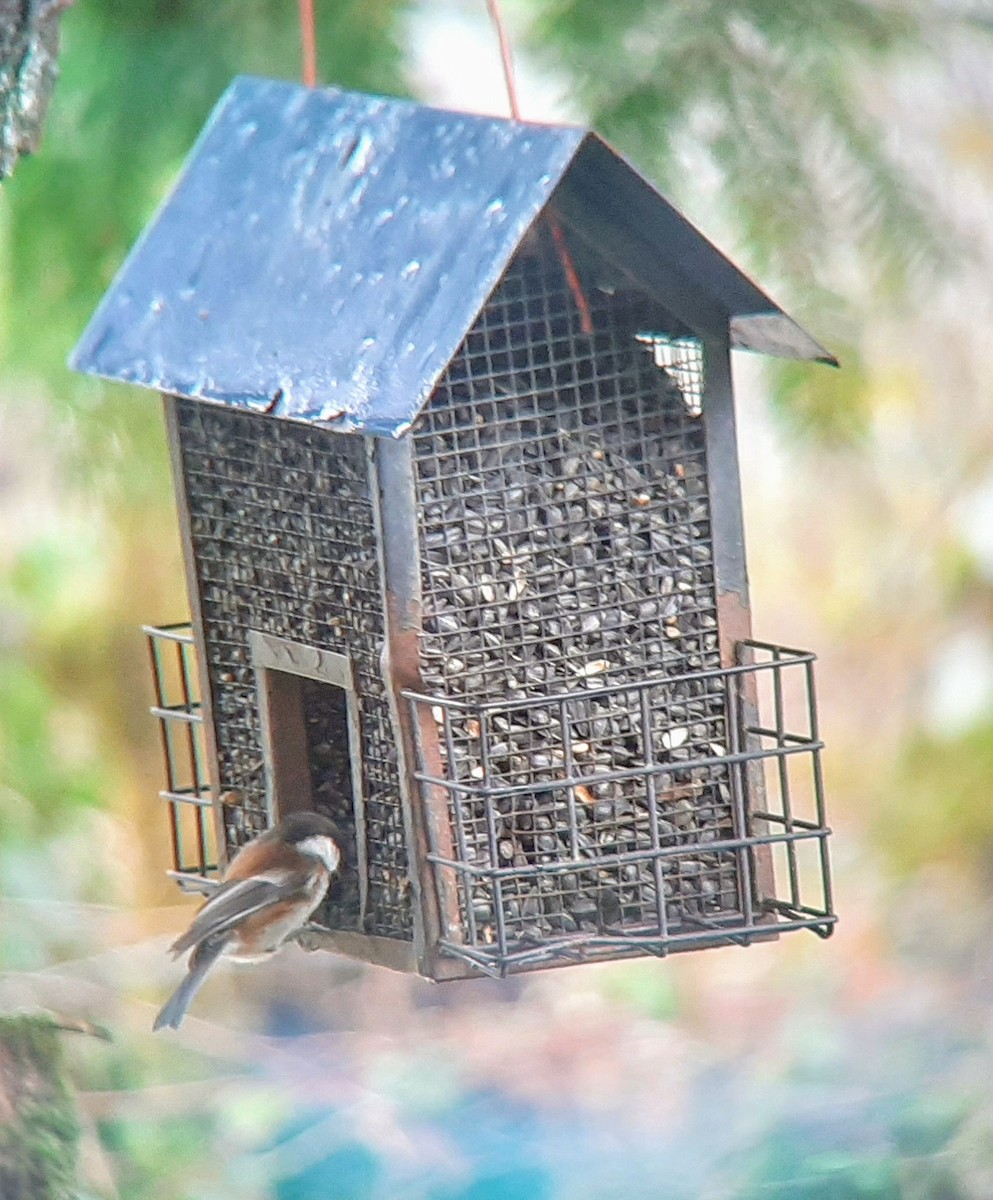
[153,811,341,1031]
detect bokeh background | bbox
[3,1,993,1196]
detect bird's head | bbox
[269,811,342,874]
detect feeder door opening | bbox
[250,631,366,931]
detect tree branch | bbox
[0,0,74,181]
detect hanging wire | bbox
[547,218,594,335]
[299,0,318,86]
[485,0,522,119]
[484,0,594,335]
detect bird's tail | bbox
[153,938,226,1031]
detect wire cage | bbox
[404,641,832,977]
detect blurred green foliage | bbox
[528,0,947,304]
[742,1093,971,1200]
[876,720,993,875]
[97,1112,223,1199]
[595,958,680,1021]
[773,349,874,446]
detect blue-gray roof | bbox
[70,76,834,436]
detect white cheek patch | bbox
[298,834,341,874]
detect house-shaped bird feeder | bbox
[71,76,836,979]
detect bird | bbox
[153,811,341,1031]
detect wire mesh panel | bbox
[144,622,216,886]
[174,399,411,939]
[413,238,716,699]
[408,229,740,967]
[404,644,834,976]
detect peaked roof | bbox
[70,76,834,436]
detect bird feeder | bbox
[71,76,836,979]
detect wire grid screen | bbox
[410,232,736,963]
[405,645,834,973]
[175,399,411,938]
[145,623,216,881]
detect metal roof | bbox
[70,76,835,436]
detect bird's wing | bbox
[169,874,306,957]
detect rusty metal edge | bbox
[368,435,466,978]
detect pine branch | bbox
[0,1013,93,1200]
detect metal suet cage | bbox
[72,76,836,979]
